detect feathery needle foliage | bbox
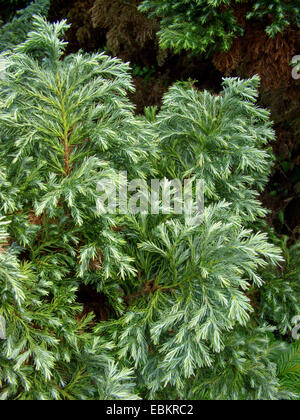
[139,0,300,53]
[0,15,299,400]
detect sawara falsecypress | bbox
[0,16,298,400]
[139,0,300,54]
[0,15,154,400]
[98,77,296,400]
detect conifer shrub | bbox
[139,0,300,54]
[153,77,275,221]
[0,214,140,400]
[0,16,151,399]
[0,16,299,400]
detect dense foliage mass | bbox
[139,0,300,53]
[0,8,299,401]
